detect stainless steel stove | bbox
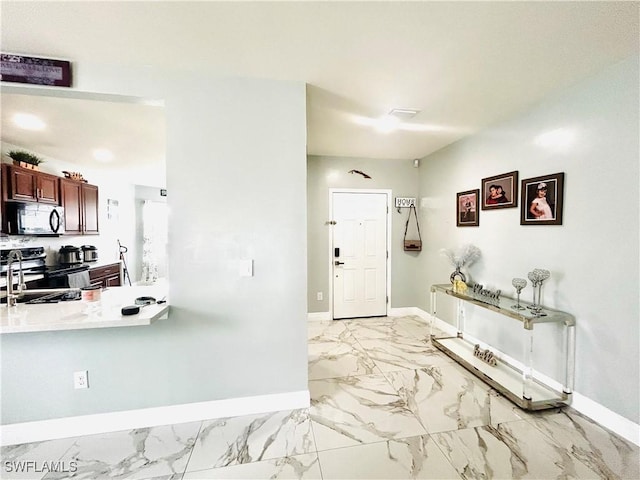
[0,246,47,275]
[45,263,90,288]
[1,246,89,288]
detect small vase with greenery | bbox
[7,150,44,170]
[440,244,481,283]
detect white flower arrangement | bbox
[440,244,481,269]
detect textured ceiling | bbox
[1,1,638,174]
[1,90,166,187]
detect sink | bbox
[1,290,81,304]
[1,293,46,304]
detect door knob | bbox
[334,261,345,266]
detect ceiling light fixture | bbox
[12,113,45,130]
[93,148,114,162]
[374,108,421,133]
[388,108,420,120]
[351,112,469,135]
[375,115,401,134]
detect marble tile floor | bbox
[2,315,638,479]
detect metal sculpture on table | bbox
[527,269,550,316]
[511,278,527,310]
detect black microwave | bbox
[6,203,65,235]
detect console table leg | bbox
[430,289,437,337]
[564,323,576,394]
[523,326,534,401]
[456,298,465,338]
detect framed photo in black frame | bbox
[457,189,479,227]
[481,171,518,210]
[520,172,565,225]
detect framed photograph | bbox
[457,189,479,227]
[481,171,518,210]
[520,172,565,225]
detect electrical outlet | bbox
[74,370,89,389]
[317,292,323,301]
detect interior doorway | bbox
[330,190,390,319]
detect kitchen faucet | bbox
[5,249,81,306]
[6,250,26,307]
[5,249,82,306]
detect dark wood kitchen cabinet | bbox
[89,262,121,288]
[60,179,99,235]
[3,163,59,204]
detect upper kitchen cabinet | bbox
[3,163,60,204]
[60,179,99,235]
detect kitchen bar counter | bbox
[0,284,168,334]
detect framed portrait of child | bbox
[481,171,518,210]
[457,189,479,227]
[520,172,565,225]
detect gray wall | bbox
[416,57,639,424]
[1,67,308,423]
[307,156,420,312]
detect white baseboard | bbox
[388,307,419,317]
[389,306,433,322]
[311,308,419,320]
[570,391,640,447]
[310,308,422,321]
[1,390,310,447]
[423,308,640,447]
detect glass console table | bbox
[430,283,575,410]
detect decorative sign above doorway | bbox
[1,53,72,87]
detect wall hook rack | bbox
[395,197,417,215]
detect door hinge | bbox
[386,251,389,259]
[386,295,389,304]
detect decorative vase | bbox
[450,267,466,283]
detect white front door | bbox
[332,192,388,319]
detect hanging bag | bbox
[403,205,422,251]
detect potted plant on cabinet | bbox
[7,150,44,170]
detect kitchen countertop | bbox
[45,258,122,273]
[78,259,122,270]
[0,284,169,334]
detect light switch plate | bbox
[239,259,253,277]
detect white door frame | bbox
[328,188,392,320]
